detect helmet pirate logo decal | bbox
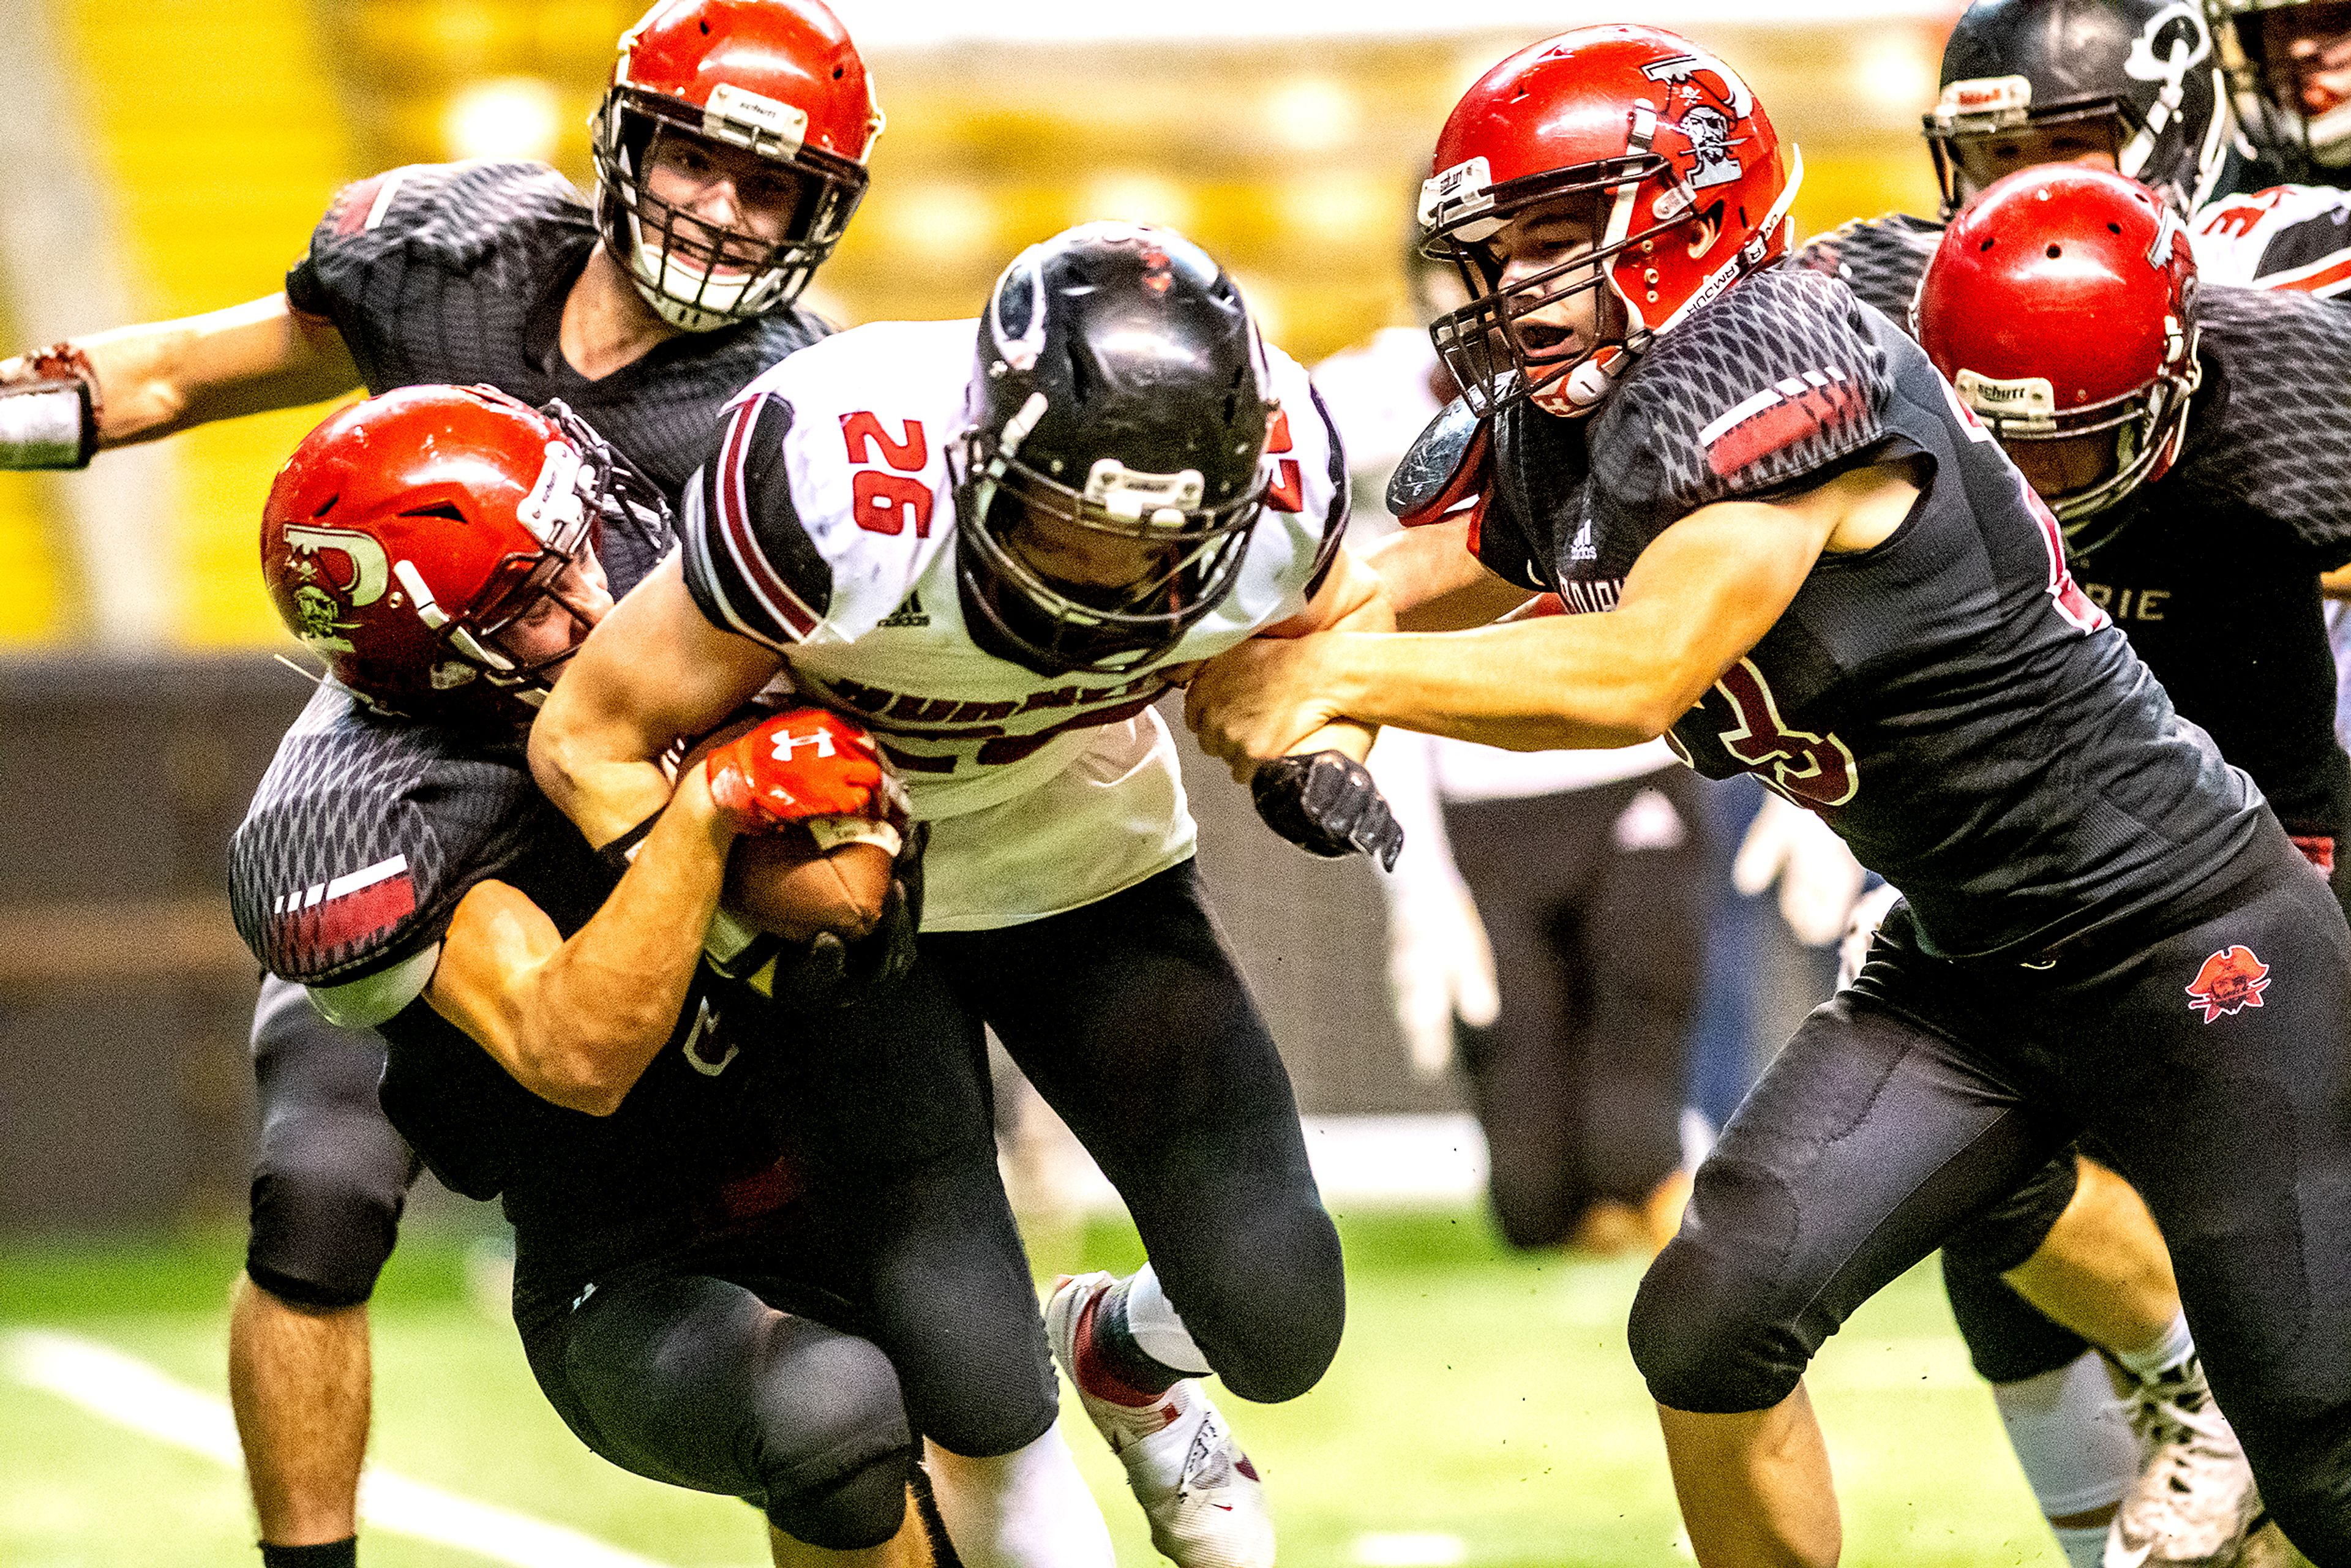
[291,585,352,651]
[1641,54,1755,191]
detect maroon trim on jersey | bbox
[715,392,822,640]
[276,865,418,959]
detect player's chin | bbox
[723,835,894,943]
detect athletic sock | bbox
[1991,1352,2137,1521]
[2052,1522,2107,1568]
[260,1539,357,1568]
[1079,1274,1193,1405]
[1122,1265,1212,1377]
[2112,1311,2197,1386]
[924,1426,1116,1568]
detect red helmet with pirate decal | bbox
[1915,165,2200,554]
[261,386,627,724]
[591,0,882,332]
[1420,25,1803,418]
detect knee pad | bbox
[246,1146,410,1309]
[1192,1200,1346,1406]
[1943,1154,2078,1278]
[1627,1154,1809,1414]
[756,1331,917,1551]
[1942,1258,2091,1386]
[768,1446,912,1553]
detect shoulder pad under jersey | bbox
[1592,266,1894,522]
[2192,184,2351,296]
[287,160,588,314]
[2173,285,2351,567]
[1389,398,1491,527]
[1790,214,1943,329]
[230,681,549,999]
[682,320,971,651]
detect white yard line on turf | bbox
[2,1329,678,1568]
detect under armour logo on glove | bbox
[705,707,886,830]
[1250,751,1404,869]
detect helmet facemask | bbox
[949,403,1266,677]
[592,96,868,332]
[1423,163,1665,420]
[1959,326,2202,557]
[396,416,640,713]
[1927,91,2143,214]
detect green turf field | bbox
[0,1209,2055,1568]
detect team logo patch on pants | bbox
[2186,945,2271,1022]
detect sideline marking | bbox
[3,1329,677,1568]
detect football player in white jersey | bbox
[530,221,1396,1568]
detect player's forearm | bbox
[1363,519,1537,631]
[516,768,737,1114]
[1319,612,1709,752]
[10,295,360,448]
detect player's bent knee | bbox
[755,1330,917,1550]
[246,1163,405,1310]
[1205,1204,1346,1405]
[767,1447,913,1553]
[1629,1236,1806,1415]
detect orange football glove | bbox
[704,707,887,831]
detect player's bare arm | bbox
[2,292,359,449]
[529,553,783,849]
[424,757,742,1116]
[1240,547,1397,768]
[1186,459,1916,767]
[1364,517,1539,631]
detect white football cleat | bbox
[1044,1272,1275,1568]
[2103,1356,2265,1568]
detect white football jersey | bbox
[681,317,1348,928]
[2191,183,2351,296]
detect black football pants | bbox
[920,858,1347,1405]
[1444,771,1706,1247]
[246,976,419,1309]
[1628,827,2351,1564]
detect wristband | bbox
[0,377,94,470]
[594,812,661,879]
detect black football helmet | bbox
[2213,0,2351,169]
[949,223,1277,677]
[1926,0,2236,214]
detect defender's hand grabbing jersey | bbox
[683,319,1346,929]
[1473,264,2259,958]
[288,160,828,500]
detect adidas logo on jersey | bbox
[878,590,929,629]
[1568,513,1597,563]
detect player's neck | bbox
[559,244,686,382]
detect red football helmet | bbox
[261,386,627,724]
[1420,25,1804,418]
[1915,165,2201,552]
[591,0,882,332]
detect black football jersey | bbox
[1482,266,2261,960]
[1791,214,1940,328]
[230,681,797,1248]
[2068,285,2351,841]
[285,159,828,501]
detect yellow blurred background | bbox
[0,1,1956,650]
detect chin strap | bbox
[0,343,100,470]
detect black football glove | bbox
[765,821,928,1010]
[1251,751,1404,870]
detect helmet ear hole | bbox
[2046,243,2063,258]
